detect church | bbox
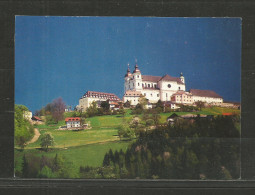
[123,63,223,106]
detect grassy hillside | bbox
[15,106,240,178]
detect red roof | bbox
[190,89,222,98]
[142,74,184,84]
[142,75,162,82]
[222,113,233,116]
[32,116,42,121]
[83,91,120,101]
[65,117,81,122]
[159,74,184,84]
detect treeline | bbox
[17,153,78,178]
[35,97,66,124]
[129,100,200,115]
[80,115,240,179]
[15,105,34,148]
[74,101,125,118]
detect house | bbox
[65,117,81,128]
[23,111,32,120]
[163,101,179,110]
[31,116,42,121]
[167,113,179,123]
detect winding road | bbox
[26,128,40,145]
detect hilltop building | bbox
[77,91,121,111]
[123,63,223,106]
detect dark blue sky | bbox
[15,16,241,113]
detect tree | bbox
[21,154,29,177]
[51,97,66,123]
[15,104,34,149]
[138,95,148,109]
[123,100,131,108]
[40,133,54,151]
[155,100,164,109]
[101,100,110,111]
[195,101,205,111]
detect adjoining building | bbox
[123,90,142,106]
[189,89,223,105]
[77,91,121,111]
[171,90,193,105]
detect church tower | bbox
[132,61,142,91]
[124,64,132,92]
[180,72,185,84]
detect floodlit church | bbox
[123,63,223,106]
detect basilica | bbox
[123,63,223,106]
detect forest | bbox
[80,115,240,179]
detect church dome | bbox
[133,63,141,73]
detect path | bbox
[26,128,40,145]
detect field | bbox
[14,107,240,177]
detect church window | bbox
[142,83,144,87]
[154,84,157,88]
[144,93,146,96]
[133,83,134,87]
[151,94,152,97]
[157,94,159,97]
[148,84,150,88]
[168,84,171,88]
[138,83,140,86]
[137,75,139,78]
[179,87,180,90]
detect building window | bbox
[157,94,159,97]
[154,84,157,88]
[133,83,134,87]
[166,93,168,97]
[168,84,171,88]
[179,87,180,90]
[142,83,144,87]
[148,84,150,88]
[151,94,152,97]
[137,75,139,78]
[144,93,146,96]
[138,83,140,86]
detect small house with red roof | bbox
[32,116,42,121]
[65,117,81,128]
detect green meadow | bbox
[15,107,240,177]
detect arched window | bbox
[148,84,150,88]
[138,83,140,86]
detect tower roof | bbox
[133,63,141,73]
[125,64,132,77]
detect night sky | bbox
[15,16,241,113]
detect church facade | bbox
[123,63,223,106]
[123,63,186,105]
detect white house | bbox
[65,117,81,128]
[23,111,32,120]
[77,91,121,111]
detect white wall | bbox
[193,96,223,104]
